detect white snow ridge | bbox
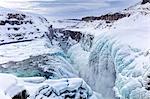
[0,0,150,99]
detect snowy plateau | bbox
[0,0,150,99]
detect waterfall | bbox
[86,31,150,99]
[86,35,116,99]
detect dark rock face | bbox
[7,13,26,20]
[12,90,28,99]
[47,28,94,52]
[142,0,150,4]
[47,28,82,52]
[0,13,32,25]
[82,13,130,22]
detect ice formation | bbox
[0,1,150,99]
[0,74,102,99]
[68,2,150,99]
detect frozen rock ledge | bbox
[0,73,102,99]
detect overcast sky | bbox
[0,0,141,19]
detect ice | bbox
[0,6,78,79]
[30,78,99,99]
[0,73,101,99]
[0,53,78,79]
[1,1,150,99]
[68,3,150,99]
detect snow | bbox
[0,73,25,98]
[0,91,11,99]
[67,3,150,99]
[0,39,54,64]
[0,1,150,99]
[48,19,80,28]
[0,8,49,44]
[0,73,101,99]
[0,5,103,99]
[28,78,99,99]
[0,6,53,65]
[0,49,78,79]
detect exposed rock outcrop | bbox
[142,0,150,4]
[12,90,28,99]
[47,28,94,52]
[82,13,130,22]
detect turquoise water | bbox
[0,52,75,79]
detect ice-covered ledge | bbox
[0,73,102,99]
[86,7,150,99]
[0,74,26,99]
[67,2,150,99]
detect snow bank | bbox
[0,73,25,98]
[0,6,51,64]
[0,73,101,99]
[31,78,92,99]
[67,3,150,99]
[87,4,150,99]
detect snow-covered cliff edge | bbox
[68,2,150,99]
[0,1,150,99]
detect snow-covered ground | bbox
[0,39,52,64]
[0,6,50,44]
[0,73,102,99]
[68,2,150,99]
[1,1,150,99]
[47,19,81,28]
[0,6,52,64]
[0,6,101,99]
